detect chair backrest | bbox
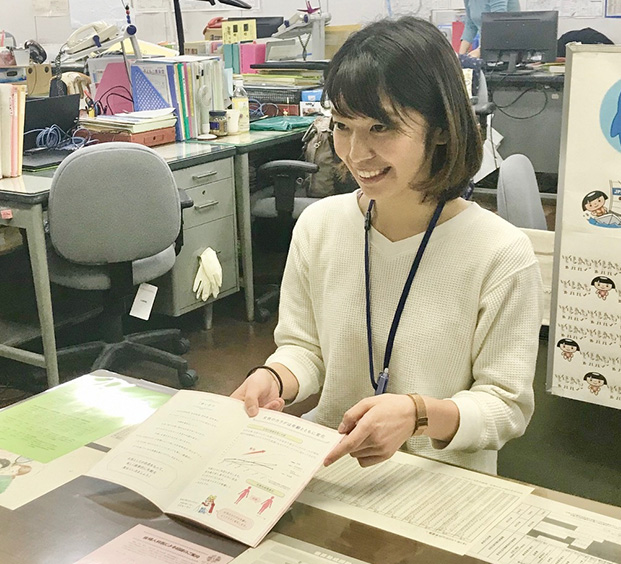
[497,154,548,230]
[48,142,180,265]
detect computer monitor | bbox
[481,10,558,74]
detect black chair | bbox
[46,142,198,388]
[251,160,319,322]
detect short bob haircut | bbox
[324,17,482,203]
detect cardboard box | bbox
[325,25,361,59]
[300,101,328,116]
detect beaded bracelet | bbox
[246,365,284,398]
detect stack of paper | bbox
[0,83,26,178]
[79,108,177,134]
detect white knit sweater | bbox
[266,192,543,474]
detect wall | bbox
[4,0,619,56]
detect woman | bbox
[460,0,521,57]
[232,17,542,475]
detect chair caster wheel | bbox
[174,337,191,355]
[255,307,271,323]
[178,369,198,388]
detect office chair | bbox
[497,154,548,230]
[459,55,496,141]
[250,160,320,322]
[46,142,198,388]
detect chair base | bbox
[254,284,280,323]
[56,329,198,388]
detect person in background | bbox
[232,16,542,475]
[460,0,521,58]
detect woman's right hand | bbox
[231,368,285,417]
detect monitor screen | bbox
[481,10,559,73]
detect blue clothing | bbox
[462,0,521,44]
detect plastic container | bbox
[232,76,250,133]
[209,110,228,137]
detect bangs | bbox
[325,52,397,126]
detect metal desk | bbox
[486,72,565,174]
[1,375,620,564]
[0,143,236,388]
[206,129,306,322]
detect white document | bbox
[298,451,533,556]
[468,493,621,564]
[129,282,158,320]
[75,524,234,564]
[231,532,371,564]
[88,391,342,547]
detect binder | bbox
[240,42,266,74]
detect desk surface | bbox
[207,128,306,154]
[0,131,306,204]
[1,373,620,564]
[485,70,565,87]
[0,141,237,205]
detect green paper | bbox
[0,375,171,463]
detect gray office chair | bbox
[47,142,198,387]
[497,154,548,230]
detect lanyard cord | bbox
[365,199,445,394]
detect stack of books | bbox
[0,83,27,178]
[79,108,177,147]
[242,68,323,87]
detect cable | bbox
[492,86,549,120]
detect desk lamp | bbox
[173,0,251,55]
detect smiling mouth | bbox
[356,167,390,181]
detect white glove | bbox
[192,247,223,301]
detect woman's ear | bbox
[434,128,449,145]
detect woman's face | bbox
[332,106,434,204]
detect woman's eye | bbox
[333,121,348,131]
[371,123,389,133]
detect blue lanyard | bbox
[364,199,445,394]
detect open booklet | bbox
[87,391,342,547]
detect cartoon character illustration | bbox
[556,338,580,361]
[591,276,615,300]
[199,495,217,514]
[235,485,252,504]
[258,495,274,515]
[0,462,32,495]
[582,191,621,226]
[584,372,607,395]
[582,190,609,217]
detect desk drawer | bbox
[173,158,233,189]
[154,216,239,316]
[183,178,234,228]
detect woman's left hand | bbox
[324,394,416,468]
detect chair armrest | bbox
[257,160,319,216]
[258,160,319,181]
[178,188,193,210]
[475,102,496,116]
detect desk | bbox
[1,374,620,564]
[207,129,306,322]
[0,143,236,388]
[486,72,564,175]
